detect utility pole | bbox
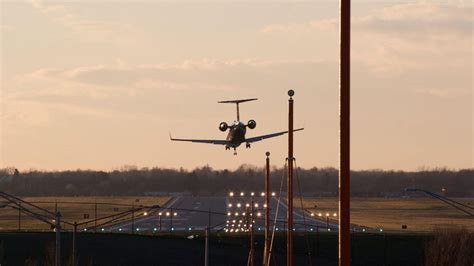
[72,221,77,266]
[339,0,351,266]
[287,89,295,266]
[264,152,271,266]
[55,211,61,266]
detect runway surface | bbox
[105,195,338,233]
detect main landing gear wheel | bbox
[246,143,251,148]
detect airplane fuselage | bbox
[226,121,247,147]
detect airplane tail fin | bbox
[218,98,257,121]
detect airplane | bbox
[170,98,303,155]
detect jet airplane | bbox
[170,98,303,155]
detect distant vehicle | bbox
[170,98,303,155]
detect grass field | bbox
[299,197,474,232]
[0,196,170,231]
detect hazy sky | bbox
[1,0,472,171]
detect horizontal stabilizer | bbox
[218,98,258,104]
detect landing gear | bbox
[246,143,251,148]
[225,146,230,150]
[233,147,237,155]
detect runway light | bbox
[173,212,177,216]
[326,213,330,217]
[311,213,315,217]
[263,204,267,208]
[261,192,265,196]
[379,228,383,232]
[84,228,88,232]
[119,228,122,231]
[136,228,140,231]
[235,212,239,216]
[188,227,192,231]
[240,192,244,196]
[229,192,234,196]
[171,228,175,231]
[237,203,241,208]
[276,228,279,231]
[166,212,170,216]
[230,228,234,232]
[257,212,261,217]
[310,228,313,231]
[318,213,322,217]
[254,203,259,208]
[153,228,157,231]
[241,212,245,216]
[144,212,148,216]
[232,220,236,223]
[328,228,331,232]
[333,213,337,217]
[271,192,276,196]
[101,228,105,232]
[251,192,255,196]
[158,212,162,216]
[228,203,232,207]
[362,228,366,232]
[245,203,250,207]
[258,227,261,231]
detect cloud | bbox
[29,0,138,42]
[260,2,473,74]
[2,59,334,128]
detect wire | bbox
[294,159,314,266]
[267,159,287,266]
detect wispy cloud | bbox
[29,0,138,42]
[260,2,473,74]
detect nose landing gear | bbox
[233,147,237,155]
[245,143,251,148]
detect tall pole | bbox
[159,214,162,231]
[170,208,173,232]
[72,222,77,266]
[264,152,271,266]
[250,195,254,266]
[55,211,61,266]
[131,203,135,234]
[339,0,351,265]
[18,202,21,232]
[94,199,97,233]
[287,89,295,266]
[205,208,211,266]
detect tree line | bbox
[0,165,472,197]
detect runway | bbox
[105,195,338,233]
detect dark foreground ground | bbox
[0,232,427,266]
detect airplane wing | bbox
[170,134,229,145]
[245,128,304,143]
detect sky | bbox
[0,0,472,171]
